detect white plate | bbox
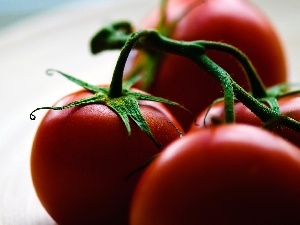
[0,0,299,224]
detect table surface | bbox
[1,0,300,224]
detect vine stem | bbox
[197,41,267,99]
[108,30,236,122]
[106,29,300,131]
[142,32,283,124]
[108,30,151,98]
[195,55,235,123]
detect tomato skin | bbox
[189,93,300,147]
[31,89,183,225]
[125,0,287,131]
[130,124,300,225]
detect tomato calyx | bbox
[30,68,185,148]
[266,83,300,98]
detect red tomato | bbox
[125,0,287,130]
[130,124,300,225]
[31,88,183,225]
[189,93,300,147]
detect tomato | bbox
[125,0,287,131]
[31,88,183,225]
[130,124,300,225]
[189,93,300,147]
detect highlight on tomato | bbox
[123,0,287,130]
[130,124,300,225]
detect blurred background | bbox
[0,0,121,29]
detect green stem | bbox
[232,82,300,132]
[108,30,150,98]
[153,35,280,124]
[91,27,300,132]
[129,30,236,122]
[91,24,267,100]
[114,30,300,131]
[195,55,235,123]
[198,41,267,98]
[232,81,277,121]
[157,0,168,31]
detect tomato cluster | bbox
[30,0,300,225]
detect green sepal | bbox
[30,70,185,149]
[29,94,108,120]
[46,69,109,94]
[266,82,300,98]
[258,82,300,119]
